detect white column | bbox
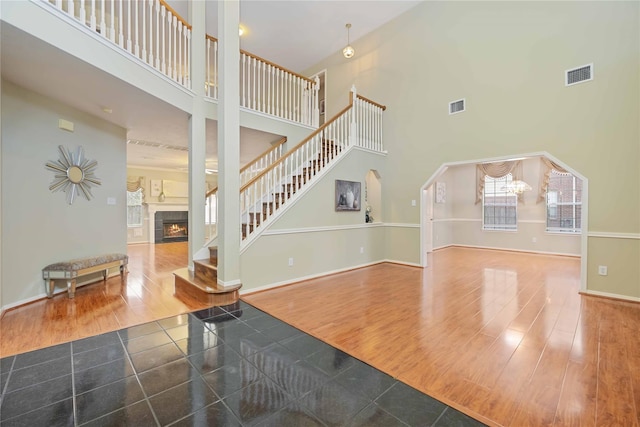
[217,0,241,287]
[187,0,206,269]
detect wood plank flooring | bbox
[0,242,212,357]
[244,247,640,427]
[1,244,638,426]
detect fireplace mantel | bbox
[145,203,188,243]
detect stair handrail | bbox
[204,135,287,241]
[238,87,386,243]
[204,136,287,200]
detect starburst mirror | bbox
[46,145,101,205]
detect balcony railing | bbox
[45,0,192,88]
[43,0,319,127]
[205,36,319,127]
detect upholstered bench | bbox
[43,253,128,299]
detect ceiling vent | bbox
[449,99,465,115]
[565,64,593,86]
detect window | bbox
[127,188,143,227]
[483,174,517,231]
[546,171,582,233]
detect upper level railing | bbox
[45,0,192,88]
[43,1,318,127]
[239,86,385,244]
[205,36,319,127]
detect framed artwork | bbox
[435,181,446,203]
[150,179,162,197]
[319,99,325,115]
[335,180,361,211]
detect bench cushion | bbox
[43,253,128,272]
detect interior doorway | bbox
[419,152,588,292]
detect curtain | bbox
[126,176,145,199]
[537,158,568,204]
[475,160,524,204]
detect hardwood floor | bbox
[0,242,212,357]
[1,244,638,426]
[244,247,640,427]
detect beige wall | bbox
[240,148,388,290]
[306,1,639,299]
[1,81,127,307]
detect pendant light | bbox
[343,23,355,59]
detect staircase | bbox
[178,87,386,305]
[173,246,241,306]
[242,139,341,239]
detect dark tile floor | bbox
[0,301,485,426]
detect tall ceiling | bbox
[1,0,422,171]
[167,0,422,72]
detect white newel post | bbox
[350,85,358,147]
[313,75,320,127]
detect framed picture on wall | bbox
[435,181,446,204]
[320,99,325,115]
[150,179,162,197]
[335,180,361,211]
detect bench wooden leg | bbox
[46,280,55,298]
[67,279,76,299]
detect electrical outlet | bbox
[411,199,416,207]
[598,266,608,276]
[360,247,364,254]
[288,257,294,267]
[532,237,537,243]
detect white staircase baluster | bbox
[79,0,86,23]
[134,0,139,56]
[66,0,73,17]
[56,0,62,10]
[206,37,211,97]
[142,1,148,62]
[154,0,159,68]
[177,22,182,84]
[108,0,115,41]
[213,39,218,98]
[117,0,123,47]
[100,0,106,37]
[251,56,257,110]
[186,28,191,88]
[161,6,166,73]
[126,0,132,52]
[171,16,177,80]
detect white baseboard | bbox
[240,260,386,295]
[446,244,580,258]
[580,289,640,304]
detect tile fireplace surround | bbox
[146,203,188,244]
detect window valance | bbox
[537,158,568,204]
[475,160,524,204]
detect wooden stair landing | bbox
[173,246,241,306]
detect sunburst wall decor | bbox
[46,145,101,205]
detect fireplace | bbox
[163,220,188,239]
[155,211,188,243]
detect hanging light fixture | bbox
[502,180,532,194]
[343,23,355,59]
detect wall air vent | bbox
[449,99,465,115]
[565,64,593,86]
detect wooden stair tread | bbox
[173,267,241,294]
